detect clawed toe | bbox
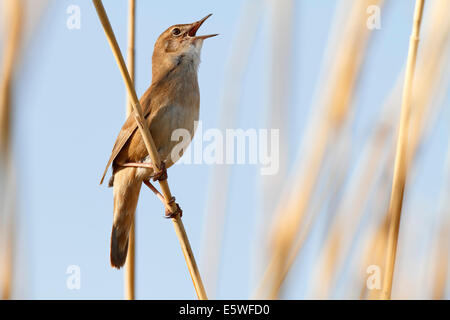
[165,197,182,218]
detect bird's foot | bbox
[152,161,168,182]
[142,180,182,219]
[165,197,182,219]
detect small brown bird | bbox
[100,14,217,269]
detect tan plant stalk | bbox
[255,107,390,299]
[359,1,450,299]
[319,0,450,299]
[406,1,450,168]
[0,0,23,300]
[390,0,450,299]
[381,0,425,300]
[92,0,207,300]
[124,0,136,301]
[364,215,390,300]
[0,0,22,159]
[431,236,449,300]
[431,158,450,300]
[259,0,383,299]
[314,130,392,298]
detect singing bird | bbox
[100,14,217,269]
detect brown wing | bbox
[99,88,153,184]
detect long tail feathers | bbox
[110,225,130,268]
[110,168,141,269]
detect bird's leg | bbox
[143,180,165,203]
[143,180,182,218]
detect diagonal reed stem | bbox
[381,0,425,300]
[124,0,136,301]
[92,0,207,300]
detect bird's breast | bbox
[151,102,199,160]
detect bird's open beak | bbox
[188,14,218,40]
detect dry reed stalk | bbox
[199,0,263,297]
[428,80,450,299]
[255,118,376,299]
[260,0,383,299]
[314,126,391,298]
[394,0,450,299]
[0,0,23,160]
[357,0,450,299]
[1,172,16,300]
[322,0,450,298]
[406,1,450,169]
[431,83,450,301]
[364,216,390,300]
[124,0,136,301]
[92,0,207,300]
[431,228,449,299]
[381,0,425,300]
[0,0,23,300]
[253,138,350,298]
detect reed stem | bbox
[124,0,136,301]
[0,0,23,301]
[381,0,425,300]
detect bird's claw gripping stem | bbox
[165,197,182,219]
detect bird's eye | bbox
[172,28,181,36]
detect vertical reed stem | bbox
[124,0,136,301]
[381,0,425,300]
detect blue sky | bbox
[6,0,449,299]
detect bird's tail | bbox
[110,168,142,269]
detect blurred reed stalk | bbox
[312,123,392,298]
[432,231,449,299]
[0,0,23,300]
[199,0,263,297]
[325,0,448,298]
[258,0,383,299]
[428,133,450,299]
[357,0,450,299]
[124,0,136,300]
[381,0,425,300]
[255,0,293,293]
[92,0,207,300]
[324,0,450,296]
[431,137,450,299]
[0,0,23,161]
[396,0,450,299]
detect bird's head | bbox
[152,14,217,81]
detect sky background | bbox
[2,0,449,299]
